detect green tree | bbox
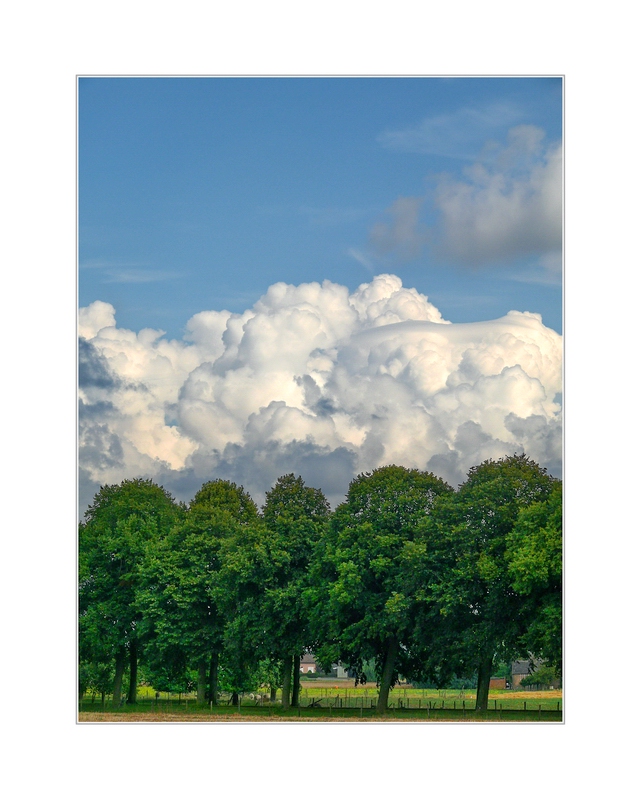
[138,479,261,705]
[428,454,556,710]
[215,512,275,704]
[79,479,182,706]
[310,465,452,713]
[520,664,559,688]
[261,474,330,708]
[506,480,562,672]
[79,659,113,706]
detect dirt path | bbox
[78,712,496,723]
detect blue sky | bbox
[79,77,562,338]
[78,76,562,511]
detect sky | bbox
[78,76,563,512]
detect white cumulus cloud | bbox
[433,125,562,263]
[79,274,562,511]
[365,126,562,271]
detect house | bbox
[299,653,349,678]
[300,653,317,673]
[511,658,548,687]
[511,660,532,687]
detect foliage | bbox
[422,454,557,708]
[261,474,330,703]
[309,465,452,711]
[79,660,113,697]
[520,664,558,687]
[78,457,562,711]
[506,481,562,670]
[138,479,262,701]
[79,479,183,702]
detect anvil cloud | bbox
[79,274,562,512]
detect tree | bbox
[310,465,452,713]
[79,479,182,706]
[427,454,556,710]
[520,664,559,688]
[506,480,562,672]
[261,474,330,708]
[138,479,261,705]
[215,513,276,704]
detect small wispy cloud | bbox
[377,102,524,160]
[347,248,375,271]
[80,259,149,270]
[506,251,562,286]
[80,259,182,283]
[102,269,183,284]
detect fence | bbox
[79,690,562,717]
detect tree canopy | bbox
[424,454,557,709]
[79,458,562,713]
[79,479,182,705]
[309,465,453,712]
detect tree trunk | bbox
[376,637,399,714]
[127,640,138,704]
[208,652,219,705]
[197,660,207,704]
[112,647,126,707]
[475,654,494,711]
[291,655,301,707]
[270,684,277,702]
[281,654,293,710]
[231,691,239,706]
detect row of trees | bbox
[79,454,562,712]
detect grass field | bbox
[79,681,562,722]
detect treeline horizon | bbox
[79,453,562,713]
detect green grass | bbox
[78,702,561,722]
[79,684,562,721]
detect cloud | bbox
[102,268,182,283]
[347,248,374,271]
[369,196,428,260]
[78,300,116,339]
[79,260,182,282]
[432,126,562,264]
[78,275,562,513]
[368,125,562,270]
[377,102,524,159]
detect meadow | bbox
[79,681,562,722]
